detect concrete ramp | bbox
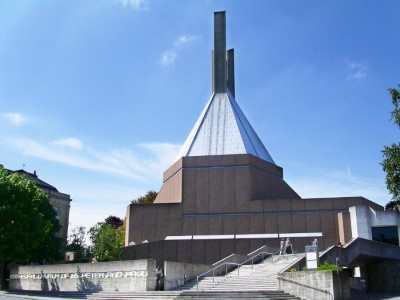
[320,237,400,266]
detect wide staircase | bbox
[177,254,302,293]
[86,254,304,299]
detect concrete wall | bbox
[122,239,264,266]
[278,271,350,300]
[350,205,400,243]
[10,260,156,292]
[163,261,211,291]
[321,238,400,266]
[125,154,384,266]
[338,211,352,244]
[126,198,382,254]
[350,206,372,239]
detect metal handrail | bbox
[195,248,278,291]
[277,275,334,300]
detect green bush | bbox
[317,261,341,272]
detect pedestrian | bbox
[285,238,292,254]
[279,239,285,255]
[155,266,162,291]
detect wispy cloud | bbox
[9,137,181,181]
[65,183,148,234]
[52,137,84,150]
[2,112,27,125]
[173,35,198,47]
[159,50,177,66]
[346,61,368,80]
[116,0,148,10]
[288,167,389,206]
[159,35,199,67]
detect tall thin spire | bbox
[177,11,275,165]
[226,48,235,97]
[212,11,227,94]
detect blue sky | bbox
[1,0,399,235]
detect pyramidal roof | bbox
[177,11,275,165]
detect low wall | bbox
[9,260,156,292]
[278,271,350,300]
[164,261,211,290]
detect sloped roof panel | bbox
[177,92,275,164]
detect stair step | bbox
[176,254,304,295]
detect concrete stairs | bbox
[87,290,301,299]
[87,291,181,299]
[178,290,301,299]
[177,254,303,293]
[3,290,301,300]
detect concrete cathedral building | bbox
[123,11,399,276]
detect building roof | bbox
[177,90,275,164]
[176,11,275,164]
[11,169,59,192]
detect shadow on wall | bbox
[76,266,103,292]
[40,270,60,292]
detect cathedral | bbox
[123,12,397,272]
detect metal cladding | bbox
[226,48,235,97]
[178,11,275,164]
[178,91,275,163]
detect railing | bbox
[195,247,279,291]
[277,275,334,300]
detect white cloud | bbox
[2,112,27,125]
[288,168,389,206]
[159,35,199,67]
[159,50,177,66]
[52,137,83,150]
[116,0,148,10]
[173,35,198,48]
[346,61,368,80]
[9,137,181,181]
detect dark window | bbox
[371,226,399,246]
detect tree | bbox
[66,226,89,262]
[30,214,63,264]
[105,215,123,229]
[0,167,62,289]
[382,84,400,211]
[131,190,158,204]
[88,216,125,262]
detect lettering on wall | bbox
[10,270,148,280]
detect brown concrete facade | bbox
[124,154,383,264]
[123,239,271,266]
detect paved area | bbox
[351,290,400,300]
[0,292,80,300]
[2,290,400,299]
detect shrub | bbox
[317,261,342,272]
